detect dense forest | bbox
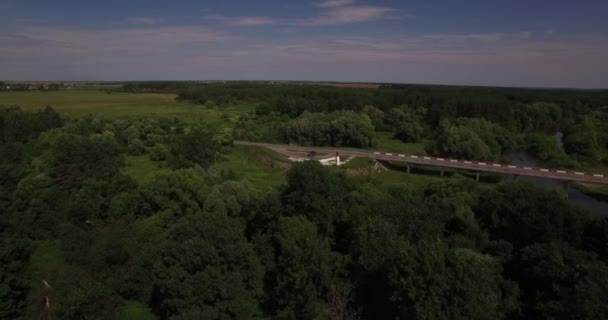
[2,83,608,319]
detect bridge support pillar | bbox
[514,175,519,182]
[476,171,480,182]
[406,164,411,174]
[336,152,340,166]
[564,182,570,200]
[440,169,444,178]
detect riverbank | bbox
[573,183,608,202]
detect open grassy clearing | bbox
[341,157,374,169]
[28,240,64,277]
[374,131,427,155]
[212,146,289,190]
[122,155,168,184]
[350,168,443,193]
[116,302,157,320]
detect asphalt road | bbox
[235,141,608,185]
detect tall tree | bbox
[154,212,264,319]
[271,216,336,319]
[169,128,219,169]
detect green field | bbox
[0,90,253,128]
[123,155,168,183]
[212,146,289,190]
[116,302,157,320]
[341,157,374,169]
[374,131,427,155]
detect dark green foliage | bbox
[285,110,375,148]
[232,114,287,143]
[423,177,479,232]
[128,138,146,155]
[281,161,355,237]
[0,142,30,214]
[584,216,608,260]
[203,181,254,220]
[137,169,211,218]
[154,212,263,319]
[430,118,517,161]
[564,117,602,162]
[48,132,123,190]
[3,103,608,320]
[0,106,62,143]
[516,102,562,132]
[475,183,586,249]
[511,243,608,319]
[116,81,194,93]
[390,243,506,320]
[149,144,169,162]
[43,265,120,320]
[177,83,608,126]
[8,174,67,239]
[270,216,336,319]
[386,105,427,142]
[169,128,220,169]
[354,219,513,320]
[394,121,424,143]
[361,105,386,130]
[0,236,31,319]
[525,133,575,167]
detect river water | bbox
[508,132,608,216]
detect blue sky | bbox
[1,0,607,87]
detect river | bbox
[508,132,608,216]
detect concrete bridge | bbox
[235,141,608,186]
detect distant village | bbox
[0,81,75,91]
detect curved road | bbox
[235,141,608,185]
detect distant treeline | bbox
[176,82,607,125]
[112,81,200,93]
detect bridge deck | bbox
[235,141,608,185]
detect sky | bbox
[1,0,608,88]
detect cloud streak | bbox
[0,26,237,66]
[125,17,161,25]
[205,1,396,27]
[296,5,394,26]
[313,0,355,7]
[205,15,277,26]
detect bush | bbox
[149,144,169,161]
[127,138,146,155]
